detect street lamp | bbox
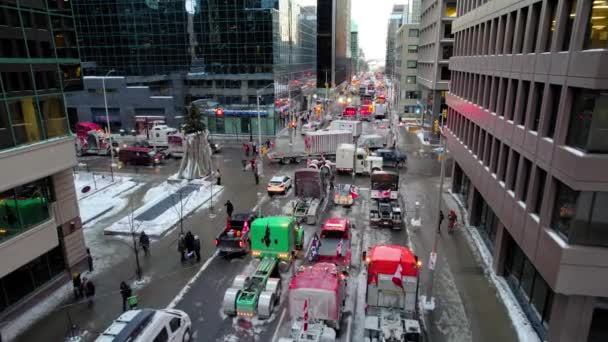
[256,82,275,177]
[102,69,115,181]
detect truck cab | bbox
[336,144,383,175]
[149,124,178,147]
[310,218,353,267]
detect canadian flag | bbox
[303,299,309,331]
[350,186,359,200]
[392,263,403,288]
[382,190,391,198]
[336,239,344,257]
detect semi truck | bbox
[335,144,383,175]
[268,130,352,164]
[369,171,403,230]
[75,122,112,156]
[292,168,330,225]
[222,216,304,319]
[363,244,422,342]
[328,120,362,137]
[280,262,347,342]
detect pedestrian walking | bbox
[216,168,222,186]
[224,200,234,218]
[86,248,93,273]
[252,142,258,156]
[438,210,445,234]
[185,231,195,259]
[72,272,82,300]
[120,281,132,312]
[178,233,186,262]
[244,143,250,157]
[193,235,201,262]
[250,159,256,173]
[254,170,259,185]
[82,277,95,307]
[265,139,271,149]
[448,209,458,233]
[139,231,150,256]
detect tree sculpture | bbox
[177,105,213,180]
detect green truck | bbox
[222,216,304,319]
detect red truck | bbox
[75,122,112,156]
[308,218,352,268]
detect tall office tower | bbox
[447,1,608,341]
[409,0,421,23]
[417,0,455,127]
[394,23,420,115]
[0,0,85,323]
[317,0,351,92]
[385,4,407,80]
[351,21,359,76]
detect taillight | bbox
[239,241,244,248]
[214,239,218,246]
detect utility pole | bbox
[424,126,448,310]
[102,69,115,181]
[352,137,358,182]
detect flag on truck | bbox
[303,299,309,331]
[350,185,359,199]
[336,239,344,257]
[392,262,403,288]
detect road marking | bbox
[167,250,218,309]
[346,315,353,342]
[271,308,287,342]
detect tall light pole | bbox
[102,69,115,181]
[256,82,274,177]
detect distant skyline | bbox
[352,0,407,63]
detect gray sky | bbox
[352,0,407,62]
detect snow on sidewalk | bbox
[104,180,223,238]
[74,172,127,200]
[77,177,141,225]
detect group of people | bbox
[438,209,458,233]
[178,231,201,262]
[72,272,96,307]
[243,140,272,157]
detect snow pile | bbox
[74,173,129,200]
[78,178,141,225]
[450,193,540,342]
[104,181,223,237]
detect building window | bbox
[491,138,500,174]
[519,158,532,203]
[504,236,554,339]
[39,96,69,139]
[562,0,578,51]
[440,66,450,80]
[475,194,499,250]
[408,29,419,37]
[8,98,43,146]
[517,81,530,126]
[583,3,608,49]
[531,82,544,132]
[406,76,416,84]
[566,89,608,153]
[543,0,558,52]
[445,1,457,17]
[0,178,52,241]
[405,91,419,99]
[499,144,509,182]
[407,60,417,68]
[532,167,547,215]
[407,45,418,53]
[442,45,453,59]
[508,150,520,192]
[551,180,579,239]
[444,22,453,39]
[240,117,250,133]
[543,85,561,138]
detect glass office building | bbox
[72,0,191,76]
[189,0,316,136]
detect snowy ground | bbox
[77,177,142,225]
[104,180,223,237]
[74,172,128,200]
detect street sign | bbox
[429,252,437,270]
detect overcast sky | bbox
[352,0,407,62]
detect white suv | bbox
[96,308,192,342]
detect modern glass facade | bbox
[72,0,190,76]
[0,0,81,151]
[189,0,316,135]
[316,0,350,88]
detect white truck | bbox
[148,124,178,147]
[335,144,383,175]
[374,103,387,119]
[358,134,387,151]
[268,130,352,164]
[328,120,362,137]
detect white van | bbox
[95,308,192,342]
[335,144,383,175]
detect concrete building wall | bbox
[448,0,608,340]
[395,23,421,115]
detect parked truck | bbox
[223,216,304,319]
[268,130,352,164]
[335,144,383,175]
[214,213,258,255]
[328,120,362,137]
[369,171,403,230]
[308,218,352,269]
[279,262,347,342]
[292,168,330,225]
[363,244,422,342]
[75,122,112,156]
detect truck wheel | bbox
[182,328,191,342]
[222,288,240,316]
[258,291,275,319]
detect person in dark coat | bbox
[225,200,234,217]
[177,233,186,262]
[216,169,221,186]
[438,210,445,234]
[120,281,132,312]
[244,143,250,157]
[82,277,95,307]
[72,272,82,300]
[86,248,93,273]
[193,235,201,262]
[139,231,150,256]
[184,231,195,258]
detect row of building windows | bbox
[0,178,53,241]
[454,0,608,57]
[451,71,608,153]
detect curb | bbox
[82,206,114,226]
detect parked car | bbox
[373,148,406,168]
[118,147,164,166]
[267,175,292,195]
[95,308,191,342]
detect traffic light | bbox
[215,108,224,116]
[434,119,439,133]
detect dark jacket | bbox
[194,236,201,252]
[225,202,234,214]
[139,232,150,247]
[120,282,132,299]
[84,281,95,297]
[185,232,195,251]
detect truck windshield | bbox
[321,230,344,239]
